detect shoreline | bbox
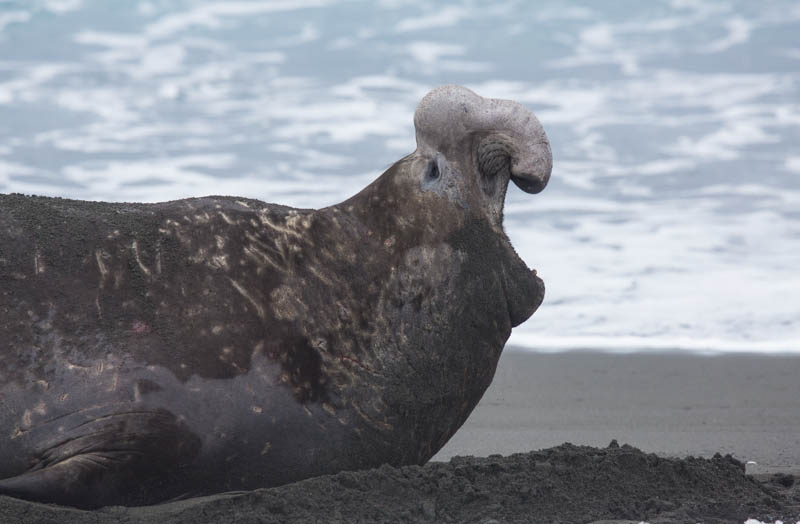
[505,337,800,355]
[435,348,800,474]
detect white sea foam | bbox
[144,0,333,40]
[42,0,84,13]
[394,6,470,33]
[786,157,800,173]
[744,520,799,524]
[0,11,30,32]
[701,16,752,53]
[0,160,36,184]
[404,41,465,64]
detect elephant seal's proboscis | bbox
[0,85,552,508]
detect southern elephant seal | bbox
[0,85,552,508]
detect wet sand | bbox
[436,350,800,473]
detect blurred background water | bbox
[1,0,798,354]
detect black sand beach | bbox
[2,351,798,523]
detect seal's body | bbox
[0,86,552,508]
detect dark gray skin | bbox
[0,86,552,509]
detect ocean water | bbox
[1,0,799,354]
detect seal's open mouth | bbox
[501,233,545,328]
[496,167,549,328]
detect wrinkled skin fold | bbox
[0,85,551,508]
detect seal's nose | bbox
[413,86,553,196]
[510,139,552,194]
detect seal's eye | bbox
[426,160,440,181]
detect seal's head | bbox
[413,85,551,325]
[351,85,551,328]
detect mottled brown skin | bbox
[0,124,545,508]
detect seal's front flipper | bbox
[0,409,202,508]
[0,452,136,508]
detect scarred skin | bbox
[0,86,550,508]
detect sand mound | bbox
[1,443,797,523]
